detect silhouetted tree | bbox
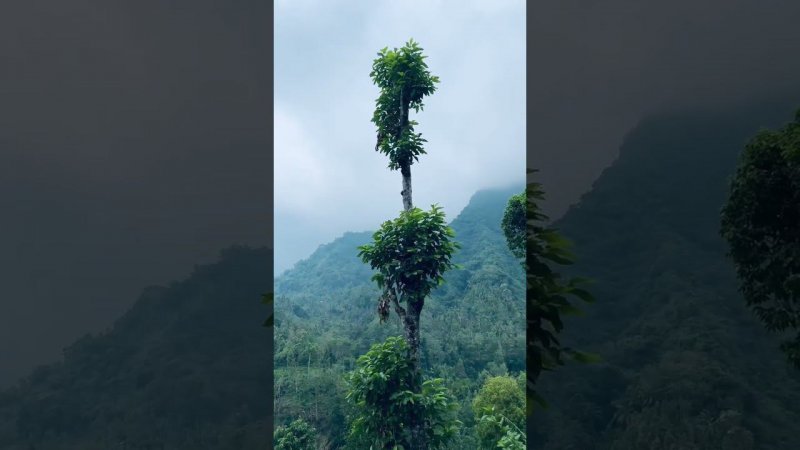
[721,110,800,367]
[502,170,596,412]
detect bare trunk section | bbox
[399,87,413,212]
[401,165,413,211]
[402,300,422,380]
[389,291,426,450]
[402,299,425,450]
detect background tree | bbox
[358,40,457,449]
[721,110,800,367]
[502,169,596,412]
[471,375,525,449]
[274,418,318,450]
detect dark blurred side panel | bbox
[0,1,273,449]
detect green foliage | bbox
[371,39,439,171]
[358,206,459,321]
[273,187,524,448]
[501,193,526,260]
[721,110,800,367]
[274,418,318,450]
[503,183,598,412]
[472,376,525,449]
[478,413,526,450]
[345,337,460,449]
[503,176,596,412]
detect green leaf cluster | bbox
[503,170,597,412]
[358,206,459,312]
[501,193,526,260]
[472,376,526,449]
[477,412,526,450]
[370,39,439,171]
[274,418,318,450]
[345,337,460,449]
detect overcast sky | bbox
[274,0,526,275]
[528,0,800,220]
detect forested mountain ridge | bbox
[0,185,526,449]
[530,98,800,449]
[274,185,527,448]
[0,246,273,449]
[276,186,524,299]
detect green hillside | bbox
[0,185,526,450]
[529,98,800,449]
[0,246,273,450]
[274,185,526,449]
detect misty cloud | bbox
[529,0,800,218]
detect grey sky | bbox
[274,0,526,275]
[529,0,800,219]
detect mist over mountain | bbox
[529,95,800,449]
[0,246,272,450]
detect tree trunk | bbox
[402,301,422,380]
[397,87,424,449]
[399,86,413,212]
[401,165,413,211]
[402,299,426,450]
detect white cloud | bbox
[274,107,330,215]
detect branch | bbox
[388,288,406,319]
[375,131,383,152]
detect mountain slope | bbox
[274,185,526,448]
[0,246,273,450]
[275,186,524,298]
[530,98,800,449]
[0,185,526,450]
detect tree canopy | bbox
[472,375,526,449]
[503,170,596,412]
[370,39,439,173]
[721,109,800,367]
[358,206,459,322]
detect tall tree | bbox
[502,170,595,412]
[472,375,526,449]
[721,110,800,367]
[358,39,457,450]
